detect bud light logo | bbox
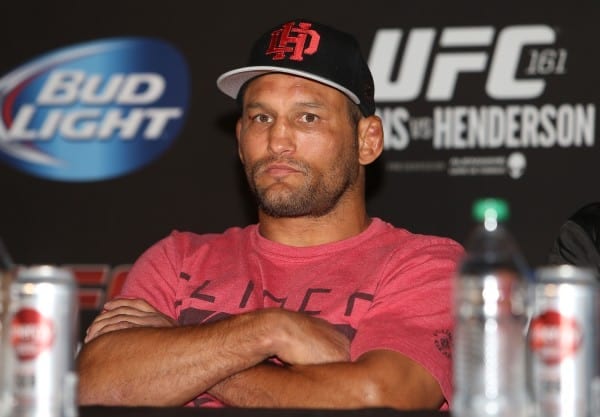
[0,38,190,182]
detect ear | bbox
[357,115,384,166]
[235,118,245,164]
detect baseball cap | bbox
[216,18,375,116]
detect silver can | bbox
[528,264,599,417]
[2,265,78,417]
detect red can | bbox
[2,265,78,417]
[528,264,599,417]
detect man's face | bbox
[237,73,360,218]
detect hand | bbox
[265,309,350,365]
[84,298,177,343]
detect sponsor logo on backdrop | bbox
[369,24,596,179]
[0,38,190,182]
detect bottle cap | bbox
[472,198,509,223]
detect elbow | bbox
[354,376,444,410]
[355,377,387,408]
[77,342,98,405]
[77,339,121,405]
[77,336,185,407]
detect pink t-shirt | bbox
[119,218,463,409]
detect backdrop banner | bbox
[1,1,599,326]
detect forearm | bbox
[209,350,444,409]
[77,312,274,406]
[209,361,374,408]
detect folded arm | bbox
[209,349,444,409]
[77,299,350,406]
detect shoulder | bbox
[158,225,257,254]
[127,225,257,282]
[368,221,464,291]
[372,218,464,259]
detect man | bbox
[77,18,463,410]
[548,201,600,276]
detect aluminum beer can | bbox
[3,265,78,417]
[528,264,599,417]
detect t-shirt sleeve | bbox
[350,236,463,409]
[116,231,185,319]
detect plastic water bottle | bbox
[452,198,532,417]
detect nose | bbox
[267,118,295,156]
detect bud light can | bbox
[528,264,599,417]
[2,265,78,417]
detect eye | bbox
[300,113,319,123]
[251,113,272,123]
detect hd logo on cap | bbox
[0,38,190,182]
[266,22,320,61]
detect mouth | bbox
[262,162,303,178]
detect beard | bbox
[245,154,359,218]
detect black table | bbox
[80,406,449,417]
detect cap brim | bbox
[216,66,361,106]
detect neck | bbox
[257,199,372,247]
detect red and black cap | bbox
[216,19,375,116]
